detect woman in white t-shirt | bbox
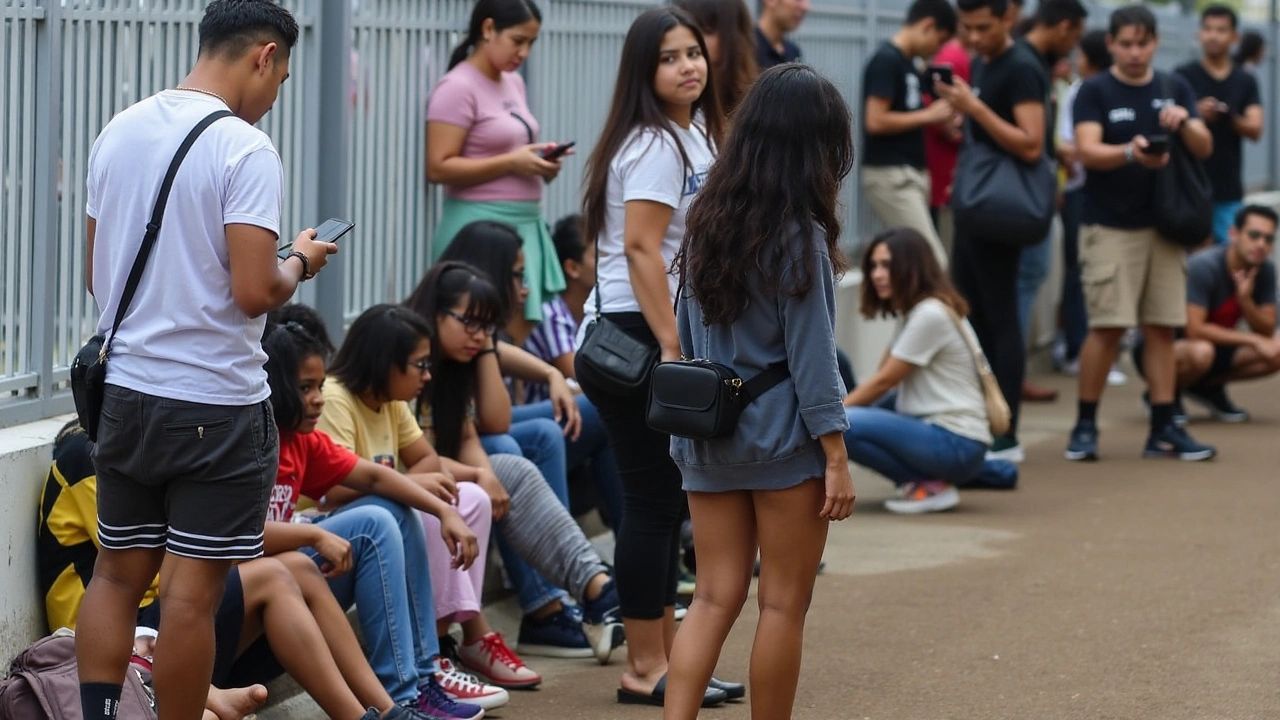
[574,7,734,708]
[842,228,992,515]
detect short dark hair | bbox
[328,304,433,402]
[262,322,306,432]
[1201,3,1238,30]
[1235,29,1265,64]
[957,0,1010,17]
[551,214,588,266]
[1109,4,1157,39]
[269,303,335,357]
[906,0,957,35]
[1034,0,1088,28]
[198,0,299,58]
[1235,204,1279,230]
[437,220,526,324]
[1079,29,1112,71]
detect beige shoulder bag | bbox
[942,305,1011,437]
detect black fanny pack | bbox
[646,359,789,440]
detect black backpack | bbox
[1152,72,1214,248]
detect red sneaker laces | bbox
[480,633,523,670]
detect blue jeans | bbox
[1017,231,1054,344]
[481,428,569,614]
[1213,200,1243,245]
[843,407,987,486]
[512,395,624,531]
[308,495,439,704]
[1059,189,1088,360]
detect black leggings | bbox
[952,230,1024,435]
[575,313,682,620]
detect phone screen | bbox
[277,218,355,258]
[927,66,953,85]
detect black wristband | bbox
[476,347,497,357]
[287,250,313,280]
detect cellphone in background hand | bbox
[540,141,576,160]
[926,64,954,86]
[277,218,355,259]
[1141,135,1170,155]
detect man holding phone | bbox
[859,0,957,267]
[1176,4,1265,246]
[77,2,336,720]
[1065,4,1214,463]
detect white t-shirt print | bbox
[587,121,715,316]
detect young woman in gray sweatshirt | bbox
[663,63,857,720]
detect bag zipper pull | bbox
[198,426,204,439]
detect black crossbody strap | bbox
[103,109,234,356]
[741,362,790,403]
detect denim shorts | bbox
[92,385,278,560]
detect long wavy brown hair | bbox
[581,7,725,247]
[674,0,758,114]
[678,64,853,325]
[859,227,969,319]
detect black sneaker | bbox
[1141,391,1188,427]
[1064,422,1099,461]
[1143,424,1216,461]
[1184,384,1249,423]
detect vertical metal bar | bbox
[33,0,65,413]
[313,0,353,342]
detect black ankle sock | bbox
[80,682,123,720]
[1077,401,1099,426]
[1150,403,1175,432]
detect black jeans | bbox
[1059,188,1088,361]
[952,230,1024,436]
[575,313,682,620]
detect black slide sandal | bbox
[616,675,729,707]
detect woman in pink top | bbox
[427,0,568,340]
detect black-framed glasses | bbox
[447,311,497,336]
[512,269,527,287]
[411,357,433,373]
[1245,229,1276,244]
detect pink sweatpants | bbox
[420,481,493,625]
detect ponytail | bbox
[446,0,542,71]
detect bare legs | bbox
[664,480,829,720]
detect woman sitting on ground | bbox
[842,227,993,514]
[403,262,625,667]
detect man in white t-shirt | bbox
[77,3,336,719]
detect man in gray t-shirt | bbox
[1134,204,1279,422]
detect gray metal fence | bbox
[3,0,1279,428]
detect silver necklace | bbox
[174,86,229,106]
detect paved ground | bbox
[267,366,1280,720]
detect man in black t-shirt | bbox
[1175,4,1265,245]
[1066,4,1216,463]
[861,0,957,267]
[1132,205,1279,422]
[932,0,1048,462]
[1012,0,1087,406]
[756,0,806,69]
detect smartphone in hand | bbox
[278,218,355,258]
[540,141,576,160]
[1141,134,1170,155]
[926,64,954,86]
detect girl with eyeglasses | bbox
[426,0,569,344]
[438,221,624,540]
[257,308,494,720]
[403,262,626,673]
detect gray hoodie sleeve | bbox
[779,248,849,439]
